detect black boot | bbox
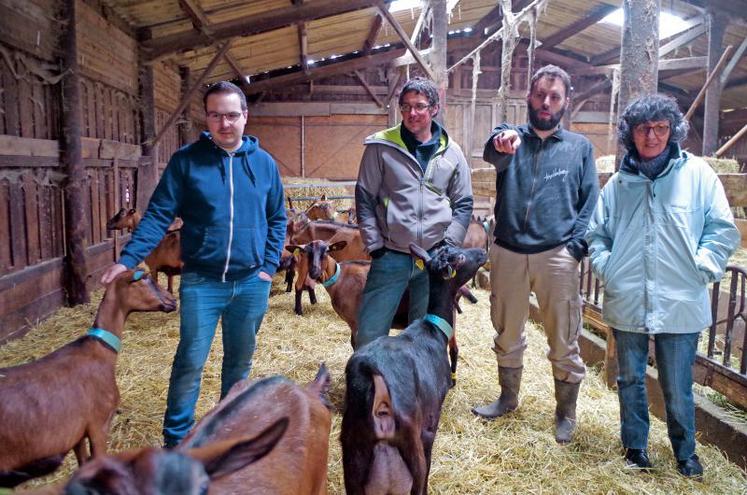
[677,454,703,479]
[624,449,652,470]
[554,379,580,444]
[471,366,522,419]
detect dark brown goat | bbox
[106,209,184,293]
[0,270,176,488]
[341,244,487,495]
[61,365,332,495]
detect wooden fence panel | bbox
[0,180,11,275]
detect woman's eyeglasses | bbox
[634,123,670,138]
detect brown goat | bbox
[335,207,357,224]
[105,209,184,293]
[61,365,332,495]
[0,270,177,488]
[304,194,336,221]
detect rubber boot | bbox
[554,379,580,444]
[471,366,522,419]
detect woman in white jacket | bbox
[586,94,740,478]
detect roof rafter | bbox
[176,0,248,82]
[142,0,385,62]
[540,4,617,50]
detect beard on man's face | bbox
[527,101,567,131]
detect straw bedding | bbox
[1,278,746,494]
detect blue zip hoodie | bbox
[119,131,287,281]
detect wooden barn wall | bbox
[154,61,183,165]
[0,0,147,343]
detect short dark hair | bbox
[398,77,440,108]
[617,93,689,153]
[529,65,572,98]
[203,81,247,111]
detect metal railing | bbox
[578,260,747,410]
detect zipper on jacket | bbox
[522,141,544,232]
[222,153,236,282]
[418,179,424,244]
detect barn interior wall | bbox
[0,0,153,342]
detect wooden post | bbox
[716,122,747,158]
[430,0,448,123]
[615,0,660,170]
[179,66,194,146]
[60,0,89,304]
[386,65,401,127]
[703,11,728,156]
[138,65,159,210]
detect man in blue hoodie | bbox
[100,81,286,447]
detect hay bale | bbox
[1,281,745,493]
[283,177,355,211]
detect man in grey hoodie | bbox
[355,77,473,349]
[472,66,599,444]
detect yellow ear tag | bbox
[448,266,456,278]
[294,248,301,257]
[415,259,425,271]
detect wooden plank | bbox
[2,64,20,136]
[142,0,381,62]
[0,180,11,275]
[31,81,46,139]
[37,183,54,260]
[17,76,33,138]
[0,135,59,157]
[541,4,618,50]
[100,139,141,160]
[89,169,101,245]
[659,56,708,72]
[22,174,40,265]
[8,180,26,269]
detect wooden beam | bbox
[658,21,706,58]
[142,0,382,62]
[362,13,383,53]
[541,4,618,49]
[60,0,89,304]
[354,70,384,107]
[725,75,747,90]
[716,122,747,158]
[377,4,435,80]
[152,42,232,147]
[703,12,729,155]
[681,0,747,21]
[245,47,405,94]
[177,0,247,81]
[685,44,733,121]
[616,0,660,168]
[298,22,309,73]
[720,35,747,86]
[591,14,705,65]
[658,56,707,71]
[449,0,546,72]
[430,0,448,120]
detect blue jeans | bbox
[614,329,699,461]
[356,249,429,349]
[163,271,271,445]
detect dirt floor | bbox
[1,277,746,494]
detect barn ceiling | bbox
[101,0,747,112]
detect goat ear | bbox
[194,418,289,480]
[320,193,327,201]
[285,244,301,253]
[128,208,137,215]
[328,240,348,252]
[409,243,431,264]
[309,363,332,407]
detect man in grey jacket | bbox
[355,77,473,349]
[472,65,599,444]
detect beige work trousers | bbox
[488,242,586,383]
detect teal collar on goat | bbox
[87,327,121,353]
[322,262,341,288]
[423,313,453,340]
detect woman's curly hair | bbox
[617,93,689,153]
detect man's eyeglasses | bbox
[633,123,670,138]
[206,111,244,123]
[400,103,431,114]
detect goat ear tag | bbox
[445,266,456,279]
[415,259,425,271]
[132,270,144,281]
[294,248,301,257]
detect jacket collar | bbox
[620,143,685,180]
[366,122,449,155]
[199,131,258,156]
